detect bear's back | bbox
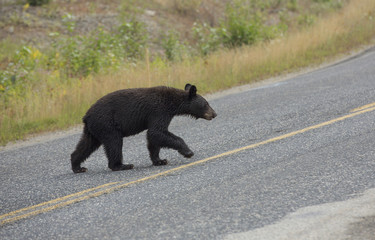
[83,86,187,137]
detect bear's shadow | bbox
[64,158,189,177]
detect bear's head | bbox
[184,83,217,120]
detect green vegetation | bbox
[27,0,51,6]
[51,21,147,77]
[1,0,374,145]
[0,19,147,94]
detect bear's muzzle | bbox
[204,109,217,120]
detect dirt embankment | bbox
[0,0,228,50]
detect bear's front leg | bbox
[165,131,194,158]
[147,130,194,166]
[147,143,168,166]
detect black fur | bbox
[70,83,217,173]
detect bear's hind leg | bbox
[102,134,134,171]
[71,131,101,173]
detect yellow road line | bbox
[0,182,120,220]
[2,103,375,226]
[350,102,375,112]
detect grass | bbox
[1,0,375,145]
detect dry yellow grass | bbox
[1,0,375,145]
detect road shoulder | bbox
[225,188,375,240]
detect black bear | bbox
[71,83,217,173]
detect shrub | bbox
[49,20,148,77]
[115,21,148,60]
[0,46,44,95]
[0,19,148,98]
[214,0,287,48]
[27,0,50,6]
[219,13,261,48]
[192,22,222,56]
[161,31,189,61]
[172,0,202,15]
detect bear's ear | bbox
[185,83,192,91]
[188,85,197,99]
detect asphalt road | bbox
[1,47,375,239]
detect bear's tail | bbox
[70,123,101,172]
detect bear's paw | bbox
[153,159,168,166]
[111,164,134,171]
[72,167,88,173]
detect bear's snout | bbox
[204,109,217,120]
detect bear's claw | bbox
[72,167,88,173]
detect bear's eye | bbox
[202,102,208,109]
